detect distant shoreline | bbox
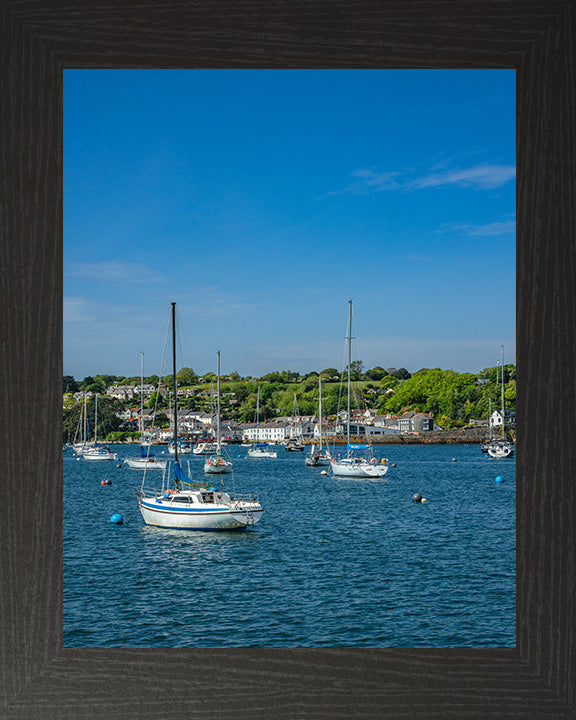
[104,428,510,447]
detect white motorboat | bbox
[204,351,233,474]
[138,302,262,530]
[330,301,388,478]
[248,444,277,458]
[193,441,218,455]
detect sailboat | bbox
[330,301,388,478]
[125,352,167,470]
[138,302,263,530]
[305,375,332,466]
[72,392,91,454]
[82,394,118,461]
[248,387,277,458]
[204,351,233,474]
[285,395,305,451]
[487,346,514,459]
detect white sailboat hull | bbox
[487,442,514,459]
[248,449,277,458]
[305,453,331,466]
[125,457,167,469]
[203,456,233,473]
[139,498,262,530]
[193,443,218,455]
[83,449,118,461]
[331,458,388,477]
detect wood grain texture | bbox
[0,0,574,717]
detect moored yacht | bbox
[138,302,262,530]
[330,301,388,479]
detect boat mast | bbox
[94,393,98,444]
[255,386,260,443]
[347,300,352,453]
[171,302,179,488]
[318,375,323,452]
[210,381,214,434]
[83,391,87,446]
[140,350,144,442]
[500,345,505,439]
[216,350,221,453]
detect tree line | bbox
[63,363,516,442]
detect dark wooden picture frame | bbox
[1,1,574,717]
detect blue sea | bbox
[63,443,516,648]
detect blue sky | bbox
[64,69,516,379]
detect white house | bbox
[490,409,516,428]
[242,421,291,443]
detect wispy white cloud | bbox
[445,220,516,237]
[322,170,402,197]
[408,165,516,191]
[66,259,166,284]
[324,162,515,197]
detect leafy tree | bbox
[380,374,399,390]
[177,367,198,386]
[320,368,339,380]
[505,380,516,404]
[262,371,284,383]
[365,366,387,381]
[154,412,170,428]
[94,374,116,388]
[86,380,106,394]
[63,375,79,393]
[391,368,411,380]
[146,391,167,409]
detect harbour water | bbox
[64,443,515,648]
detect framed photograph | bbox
[2,1,574,717]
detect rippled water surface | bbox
[64,443,515,648]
